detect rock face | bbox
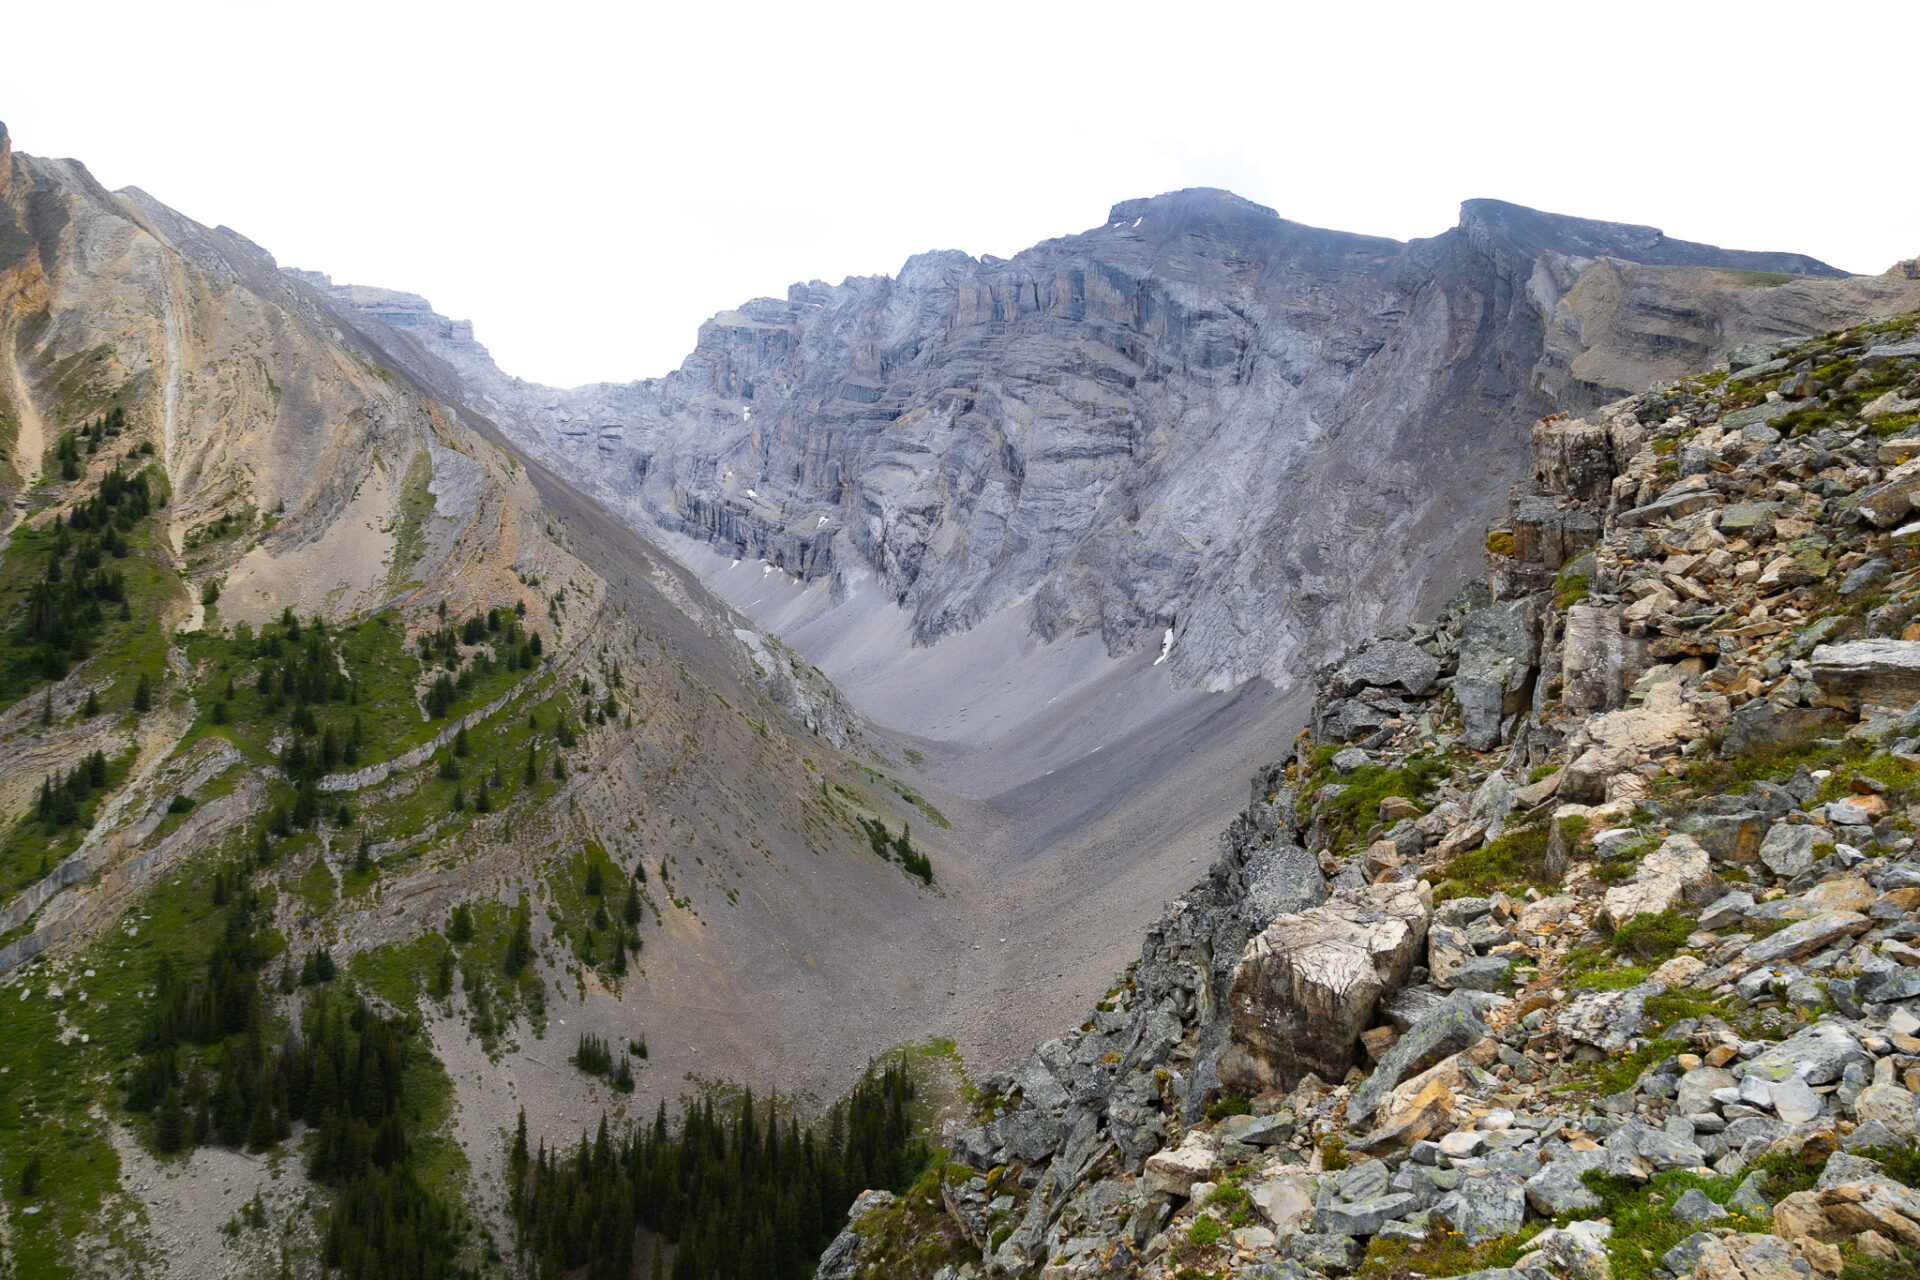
[312,194,1920,699]
[1218,881,1432,1091]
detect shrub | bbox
[1436,823,1553,899]
[1612,910,1689,963]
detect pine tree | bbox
[133,673,152,712]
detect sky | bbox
[4,0,1917,388]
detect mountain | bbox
[309,192,1920,1084]
[339,189,1915,691]
[0,122,975,1278]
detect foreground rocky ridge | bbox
[308,195,1920,695]
[819,311,1920,1278]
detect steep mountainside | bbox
[0,123,968,1279]
[806,308,1920,1280]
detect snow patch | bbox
[742,405,753,421]
[1132,217,1143,228]
[729,559,740,569]
[817,515,830,527]
[1153,627,1174,666]
[745,488,758,498]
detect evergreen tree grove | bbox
[507,1063,929,1280]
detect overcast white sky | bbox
[4,1,1916,387]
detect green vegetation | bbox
[1434,823,1552,900]
[1609,910,1689,964]
[859,816,934,885]
[508,1061,933,1280]
[570,1032,634,1091]
[1357,1223,1542,1278]
[1309,755,1448,856]
[1554,570,1590,609]
[1578,1167,1771,1280]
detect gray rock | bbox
[1240,843,1330,932]
[1693,1234,1812,1280]
[1677,1066,1738,1117]
[950,1125,997,1169]
[1673,1187,1730,1224]
[1770,1074,1824,1125]
[1758,824,1822,880]
[1844,1118,1897,1152]
[1700,890,1756,930]
[1220,1112,1294,1148]
[1662,1231,1721,1278]
[1605,1118,1707,1182]
[1283,1234,1362,1271]
[1448,955,1513,991]
[1554,983,1663,1054]
[1524,1149,1605,1216]
[1841,558,1892,596]
[1741,1023,1869,1086]
[1336,641,1442,698]
[1312,1193,1418,1237]
[996,1109,1066,1161]
[1430,1173,1527,1244]
[1348,993,1488,1126]
[1811,639,1920,710]
[1455,601,1535,751]
[1729,1171,1773,1220]
[1332,747,1372,776]
[1741,912,1872,968]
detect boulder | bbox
[1602,834,1719,926]
[1759,825,1823,881]
[1771,1075,1825,1126]
[1430,1172,1527,1243]
[1143,1130,1217,1198]
[1218,882,1432,1092]
[1554,983,1663,1055]
[1524,1148,1606,1215]
[1810,640,1920,710]
[1740,912,1872,969]
[1817,1175,1920,1247]
[1854,1084,1920,1143]
[1455,600,1536,751]
[1519,1219,1611,1280]
[1312,1193,1418,1237]
[1674,1187,1730,1224]
[1605,1118,1707,1182]
[1335,641,1442,698]
[1560,682,1704,803]
[1239,843,1330,931]
[1695,1233,1812,1280]
[1741,1024,1870,1087]
[1249,1174,1315,1232]
[1561,604,1644,712]
[1428,923,1476,989]
[1677,1066,1739,1116]
[1348,994,1486,1126]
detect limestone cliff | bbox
[321,191,1920,696]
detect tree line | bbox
[508,1062,930,1280]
